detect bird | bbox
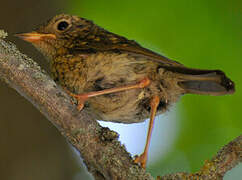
[16,14,235,168]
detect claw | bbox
[134,153,147,169]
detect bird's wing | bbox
[73,26,184,67]
[111,41,183,67]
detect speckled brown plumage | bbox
[51,51,185,123]
[17,14,235,168]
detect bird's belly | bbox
[53,52,178,123]
[86,88,151,123]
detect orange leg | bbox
[134,95,160,168]
[66,77,151,111]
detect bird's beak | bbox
[15,32,56,43]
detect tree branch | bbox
[0,30,240,180]
[0,31,152,180]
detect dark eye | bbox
[57,21,69,31]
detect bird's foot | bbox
[64,77,151,111]
[134,153,147,169]
[63,88,87,111]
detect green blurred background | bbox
[0,0,241,179]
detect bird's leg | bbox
[65,77,151,111]
[134,95,160,168]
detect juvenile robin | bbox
[16,14,235,168]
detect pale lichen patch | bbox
[44,80,56,91]
[0,30,8,39]
[18,63,25,70]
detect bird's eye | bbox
[57,21,69,31]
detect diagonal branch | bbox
[0,30,240,180]
[0,31,153,180]
[159,135,241,180]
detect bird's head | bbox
[16,14,94,60]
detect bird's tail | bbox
[161,66,235,95]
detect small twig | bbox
[159,135,241,180]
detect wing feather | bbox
[72,24,183,67]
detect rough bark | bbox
[0,30,240,180]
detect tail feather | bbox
[159,65,235,96]
[177,69,235,95]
